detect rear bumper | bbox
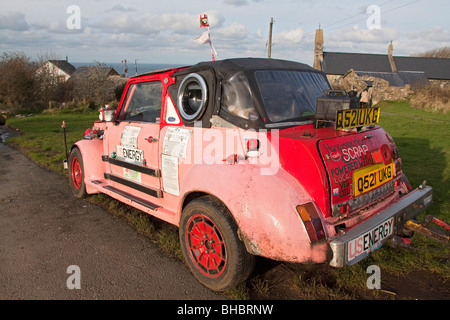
[329,185,433,267]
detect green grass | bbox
[6,110,98,174]
[5,101,450,299]
[331,100,450,283]
[364,100,450,276]
[377,100,450,223]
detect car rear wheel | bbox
[179,196,255,291]
[68,147,87,198]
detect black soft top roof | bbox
[170,58,328,129]
[177,58,319,78]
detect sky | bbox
[0,0,449,67]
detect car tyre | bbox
[68,147,87,198]
[179,196,256,291]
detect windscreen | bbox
[255,70,330,123]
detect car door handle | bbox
[145,137,158,143]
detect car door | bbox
[104,79,163,201]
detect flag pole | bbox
[208,26,218,61]
[268,17,273,59]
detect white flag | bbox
[194,30,211,44]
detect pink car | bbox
[69,58,433,291]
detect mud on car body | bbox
[68,58,433,291]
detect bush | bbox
[0,51,127,114]
[70,62,126,108]
[0,51,39,111]
[410,84,450,113]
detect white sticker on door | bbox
[161,154,179,196]
[162,127,192,159]
[121,126,141,149]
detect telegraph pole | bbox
[268,17,273,59]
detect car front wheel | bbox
[68,147,87,198]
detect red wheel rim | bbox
[186,214,227,277]
[71,157,82,190]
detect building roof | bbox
[322,52,392,75]
[354,71,405,87]
[48,60,76,76]
[322,52,450,81]
[354,71,429,88]
[72,66,120,78]
[394,56,450,80]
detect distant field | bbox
[6,101,450,299]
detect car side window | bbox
[119,81,163,123]
[222,72,259,121]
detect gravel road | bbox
[0,142,223,300]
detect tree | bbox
[414,47,450,59]
[35,53,64,107]
[0,51,38,110]
[70,62,125,108]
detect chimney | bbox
[313,25,324,71]
[388,40,397,72]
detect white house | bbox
[39,59,76,82]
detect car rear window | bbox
[255,70,330,123]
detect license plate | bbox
[336,107,380,130]
[116,145,144,163]
[347,217,394,263]
[353,162,395,196]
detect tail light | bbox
[371,144,392,165]
[296,203,326,243]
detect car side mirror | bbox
[99,109,115,122]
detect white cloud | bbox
[402,26,450,43]
[0,12,29,31]
[108,5,137,13]
[397,26,450,56]
[323,25,398,54]
[223,0,264,6]
[0,0,448,64]
[274,27,304,45]
[334,25,398,43]
[224,0,249,6]
[92,11,224,36]
[32,17,86,34]
[215,22,249,42]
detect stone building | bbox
[313,27,450,103]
